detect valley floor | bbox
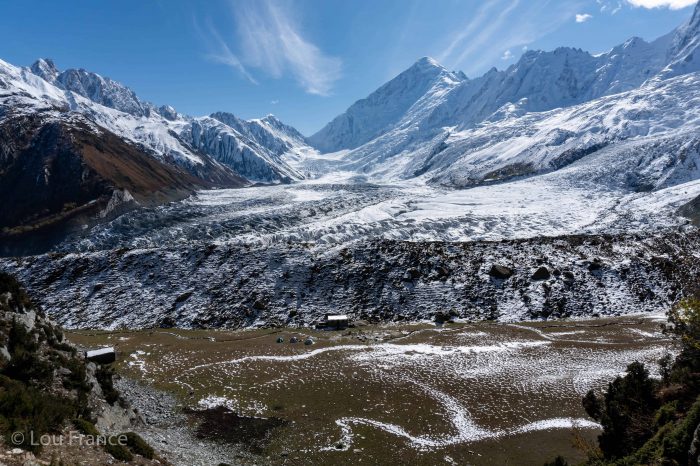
[67,314,672,465]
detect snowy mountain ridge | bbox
[3,57,313,183]
[306,2,700,186]
[307,57,466,153]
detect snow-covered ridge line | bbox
[304,1,700,187]
[2,56,316,183]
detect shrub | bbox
[121,431,154,459]
[72,418,100,437]
[0,376,75,453]
[0,273,34,312]
[3,318,52,385]
[583,362,659,459]
[104,436,133,462]
[574,298,700,465]
[665,298,700,395]
[657,396,700,464]
[653,401,678,428]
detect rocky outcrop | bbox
[531,266,551,280]
[489,265,514,279]
[0,272,138,429]
[679,194,700,226]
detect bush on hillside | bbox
[121,431,155,459]
[0,376,75,453]
[104,436,133,462]
[583,362,659,458]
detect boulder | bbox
[531,266,551,280]
[489,265,514,279]
[434,312,450,324]
[588,259,603,271]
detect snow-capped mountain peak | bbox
[29,58,59,82]
[5,57,316,184]
[307,56,466,153]
[411,56,445,72]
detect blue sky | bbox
[0,0,696,134]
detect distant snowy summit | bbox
[301,0,700,192]
[307,56,466,153]
[11,57,314,184]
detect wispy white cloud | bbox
[625,0,696,8]
[446,0,523,69]
[234,0,342,96]
[598,0,694,11]
[597,0,623,14]
[501,50,514,60]
[575,13,593,22]
[201,0,342,96]
[438,0,585,76]
[437,1,504,63]
[202,20,258,84]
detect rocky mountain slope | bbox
[0,272,158,463]
[0,111,234,255]
[2,230,699,329]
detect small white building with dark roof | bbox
[324,314,349,330]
